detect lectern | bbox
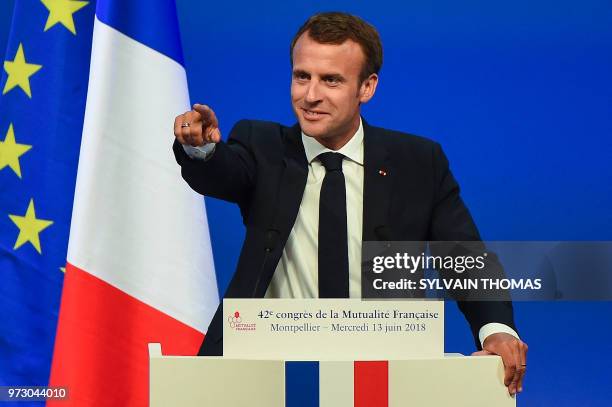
[149,344,514,406]
[149,299,515,406]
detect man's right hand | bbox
[174,104,221,146]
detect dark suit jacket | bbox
[173,118,517,356]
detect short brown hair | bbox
[290,12,383,83]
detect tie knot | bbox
[318,152,344,172]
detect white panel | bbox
[150,356,284,407]
[68,18,218,332]
[320,361,353,407]
[389,356,515,407]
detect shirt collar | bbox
[301,118,364,166]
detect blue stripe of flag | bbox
[95,0,184,66]
[286,361,319,407]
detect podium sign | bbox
[223,299,443,360]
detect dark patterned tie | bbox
[317,152,349,298]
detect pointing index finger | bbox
[193,104,219,128]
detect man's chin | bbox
[298,121,328,139]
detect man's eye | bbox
[325,78,340,85]
[295,73,309,80]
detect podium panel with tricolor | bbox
[149,344,513,406]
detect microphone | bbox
[264,229,280,251]
[252,228,280,297]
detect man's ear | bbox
[359,73,379,103]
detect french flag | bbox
[286,361,388,407]
[48,1,218,405]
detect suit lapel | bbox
[255,124,308,297]
[362,120,393,241]
[274,123,308,233]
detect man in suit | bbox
[173,12,528,395]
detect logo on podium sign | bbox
[227,311,256,331]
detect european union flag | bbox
[0,0,95,393]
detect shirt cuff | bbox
[478,323,520,348]
[182,142,216,161]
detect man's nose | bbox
[305,82,322,103]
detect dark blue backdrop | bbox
[176,1,612,406]
[1,0,610,405]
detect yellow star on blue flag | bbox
[2,43,42,98]
[40,0,89,35]
[0,123,32,178]
[9,199,54,254]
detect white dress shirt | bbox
[183,119,519,346]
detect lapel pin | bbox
[378,169,387,176]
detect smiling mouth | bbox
[301,108,327,120]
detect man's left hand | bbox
[472,333,528,396]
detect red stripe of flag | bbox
[354,361,389,407]
[48,263,204,406]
